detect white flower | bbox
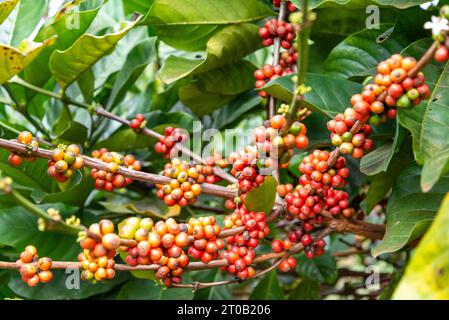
[424,16,449,37]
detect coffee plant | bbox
[0,0,448,301]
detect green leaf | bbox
[52,106,88,144]
[0,149,54,193]
[393,194,449,299]
[260,73,362,118]
[360,124,406,176]
[115,278,194,299]
[419,61,449,192]
[323,24,413,79]
[0,38,55,84]
[99,198,181,220]
[397,38,442,163]
[288,280,321,300]
[245,176,277,214]
[24,1,103,88]
[123,0,154,15]
[211,91,261,129]
[77,69,94,104]
[372,164,449,257]
[0,0,18,24]
[159,23,260,84]
[9,0,48,47]
[363,139,414,213]
[297,252,338,284]
[30,169,93,207]
[179,60,255,116]
[106,37,157,109]
[0,207,77,259]
[49,16,142,89]
[249,270,285,300]
[145,0,273,51]
[193,269,233,300]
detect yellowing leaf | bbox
[0,0,18,24]
[0,37,55,84]
[393,194,449,299]
[49,16,142,89]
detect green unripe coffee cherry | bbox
[441,5,449,20]
[272,136,285,150]
[331,134,343,147]
[64,151,76,165]
[119,224,136,239]
[397,94,411,108]
[369,115,381,126]
[406,88,420,100]
[289,122,302,135]
[340,142,354,155]
[342,132,353,142]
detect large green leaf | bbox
[0,38,55,84]
[123,0,154,15]
[145,0,273,51]
[323,23,420,79]
[159,23,260,84]
[419,61,449,192]
[106,37,157,109]
[49,16,142,89]
[24,0,103,88]
[393,194,449,299]
[372,164,449,257]
[249,270,285,300]
[297,252,338,284]
[193,269,233,300]
[179,60,255,115]
[0,0,17,24]
[9,0,48,47]
[360,124,406,176]
[260,73,362,118]
[245,176,277,214]
[363,139,414,214]
[288,280,321,300]
[397,38,442,163]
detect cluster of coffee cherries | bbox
[187,216,224,265]
[79,220,120,282]
[273,0,297,12]
[129,114,145,130]
[224,150,265,210]
[155,158,204,207]
[327,109,374,159]
[154,127,189,158]
[279,46,298,69]
[253,115,309,168]
[17,245,53,287]
[374,54,430,111]
[47,144,84,183]
[119,217,189,286]
[221,208,269,279]
[90,148,141,191]
[254,64,294,97]
[8,131,38,167]
[271,239,296,271]
[297,150,352,217]
[259,19,296,49]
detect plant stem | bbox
[0,137,238,199]
[8,78,237,184]
[9,190,83,235]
